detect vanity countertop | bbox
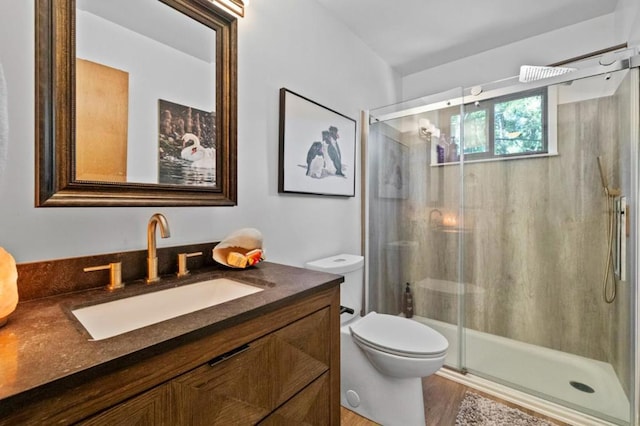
[0,261,343,403]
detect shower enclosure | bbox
[366,50,639,425]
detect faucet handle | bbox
[84,262,123,291]
[176,251,203,277]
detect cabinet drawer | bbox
[171,307,331,425]
[258,372,330,426]
[78,384,171,426]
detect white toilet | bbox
[305,254,448,426]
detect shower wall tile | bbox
[457,96,618,363]
[394,95,624,365]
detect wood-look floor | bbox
[341,407,379,426]
[340,374,568,425]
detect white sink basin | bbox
[71,278,263,341]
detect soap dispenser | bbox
[436,133,448,164]
[403,282,414,318]
[449,136,459,162]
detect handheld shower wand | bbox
[597,156,621,197]
[596,156,619,303]
[597,156,609,196]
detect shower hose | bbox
[602,193,617,303]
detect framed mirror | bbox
[35,0,237,206]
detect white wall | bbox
[615,0,640,47]
[0,0,400,266]
[401,13,622,100]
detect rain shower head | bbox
[518,65,576,83]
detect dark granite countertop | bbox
[0,261,343,402]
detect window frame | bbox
[451,87,549,161]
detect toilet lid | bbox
[350,312,449,357]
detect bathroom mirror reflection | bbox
[76,0,217,185]
[36,0,237,206]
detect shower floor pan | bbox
[416,316,630,424]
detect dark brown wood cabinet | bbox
[259,373,331,425]
[168,308,331,425]
[80,309,332,425]
[78,385,171,426]
[0,286,340,426]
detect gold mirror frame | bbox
[35,0,237,206]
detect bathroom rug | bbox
[455,391,554,426]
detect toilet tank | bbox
[305,254,364,323]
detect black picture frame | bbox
[278,88,356,197]
[378,136,409,199]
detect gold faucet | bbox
[146,213,171,283]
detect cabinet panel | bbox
[78,384,170,426]
[274,305,330,367]
[171,308,330,425]
[259,373,330,426]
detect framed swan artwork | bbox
[278,88,356,197]
[158,99,217,186]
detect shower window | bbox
[451,109,488,154]
[449,88,547,160]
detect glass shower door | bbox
[366,52,638,425]
[367,87,466,371]
[459,64,638,425]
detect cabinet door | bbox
[258,373,330,426]
[170,308,331,425]
[78,384,171,426]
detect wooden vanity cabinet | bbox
[0,286,340,426]
[81,301,336,425]
[168,307,331,425]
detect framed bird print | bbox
[157,99,216,186]
[278,88,356,197]
[378,136,409,199]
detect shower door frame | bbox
[363,53,640,426]
[630,56,640,426]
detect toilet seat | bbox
[350,312,448,359]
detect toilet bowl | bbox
[350,312,448,379]
[305,254,449,426]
